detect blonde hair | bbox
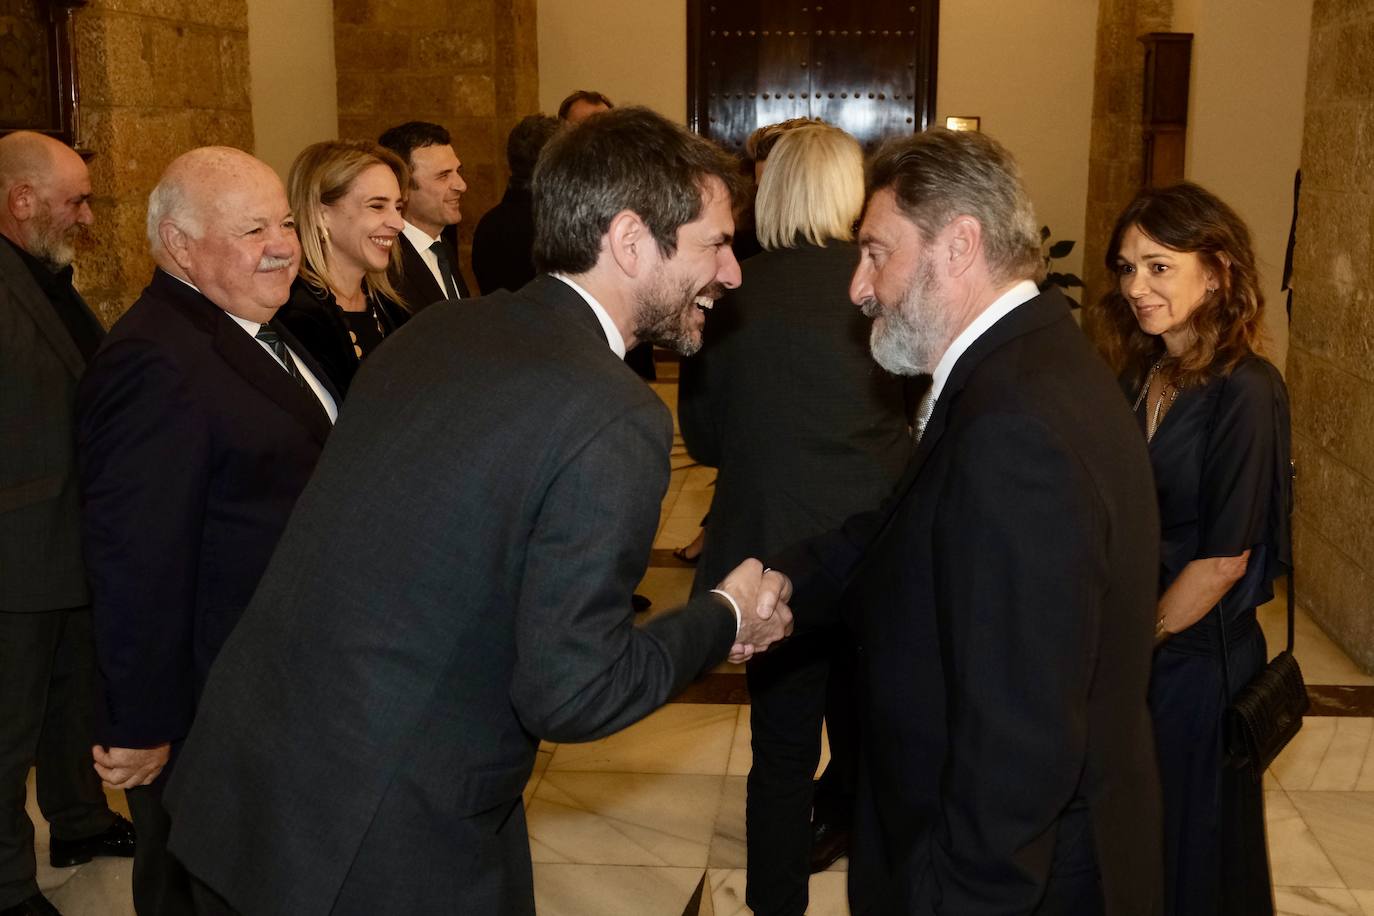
[287,140,409,307]
[754,124,863,251]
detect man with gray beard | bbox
[770,129,1164,914]
[0,131,135,916]
[75,147,337,916]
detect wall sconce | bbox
[945,116,981,132]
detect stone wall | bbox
[1079,0,1172,348]
[1288,0,1374,671]
[73,0,254,325]
[334,0,539,284]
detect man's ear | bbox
[606,209,651,279]
[943,215,982,279]
[7,182,35,222]
[161,221,194,273]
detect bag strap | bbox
[1285,458,1296,655]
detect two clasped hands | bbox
[713,558,795,664]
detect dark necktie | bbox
[255,326,308,390]
[428,239,462,300]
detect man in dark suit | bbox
[772,129,1163,915]
[471,114,561,295]
[0,131,134,916]
[76,147,336,916]
[377,121,471,311]
[163,107,793,916]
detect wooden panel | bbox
[688,0,938,156]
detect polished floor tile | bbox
[726,706,751,777]
[525,748,554,807]
[1311,718,1374,791]
[532,864,704,916]
[1260,596,1374,687]
[708,777,747,868]
[1274,718,1340,791]
[1266,790,1346,888]
[548,704,737,776]
[1290,792,1374,889]
[707,867,849,915]
[1276,886,1368,915]
[528,772,726,867]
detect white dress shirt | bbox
[402,221,460,299]
[551,274,627,358]
[928,279,1041,408]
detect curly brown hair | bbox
[1097,182,1266,390]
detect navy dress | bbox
[1137,355,1291,916]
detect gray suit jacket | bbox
[165,275,737,914]
[0,238,104,612]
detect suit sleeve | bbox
[509,400,737,742]
[77,338,210,748]
[910,412,1105,913]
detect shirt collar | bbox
[930,279,1040,403]
[402,220,443,251]
[551,273,627,358]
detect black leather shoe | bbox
[0,893,62,916]
[808,818,851,873]
[49,812,136,868]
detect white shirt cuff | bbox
[709,589,742,638]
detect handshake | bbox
[712,558,794,663]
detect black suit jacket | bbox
[274,277,410,395]
[389,226,469,312]
[471,184,536,294]
[678,242,912,592]
[164,274,738,914]
[775,289,1163,915]
[75,269,335,751]
[0,238,105,613]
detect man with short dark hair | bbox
[377,120,469,309]
[0,129,133,916]
[163,107,793,916]
[471,114,561,294]
[773,128,1164,914]
[557,88,613,123]
[76,146,336,916]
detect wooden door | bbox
[688,0,939,155]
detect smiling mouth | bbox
[369,236,395,249]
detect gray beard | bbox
[866,259,948,376]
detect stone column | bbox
[1079,0,1172,356]
[72,0,254,325]
[1288,0,1374,671]
[333,0,539,285]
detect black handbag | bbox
[1218,460,1308,777]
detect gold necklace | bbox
[1132,359,1180,442]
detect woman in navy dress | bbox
[1099,182,1290,916]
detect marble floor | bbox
[24,369,1374,915]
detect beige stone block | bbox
[334,25,411,71]
[218,31,251,110]
[87,0,245,30]
[1288,349,1374,480]
[416,29,490,68]
[338,115,388,141]
[1331,19,1374,104]
[1300,104,1366,193]
[1293,519,1374,673]
[449,117,495,165]
[1289,280,1347,364]
[367,0,446,27]
[451,73,495,117]
[1312,0,1374,28]
[79,13,240,110]
[1292,190,1373,301]
[333,0,369,26]
[73,196,155,318]
[450,0,495,24]
[1294,435,1374,573]
[336,70,383,118]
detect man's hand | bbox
[714,558,793,663]
[92,744,171,790]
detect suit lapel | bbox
[881,289,1073,513]
[152,271,333,445]
[399,234,445,306]
[0,241,98,379]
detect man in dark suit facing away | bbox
[164,107,794,916]
[76,147,337,916]
[0,131,134,916]
[770,129,1164,914]
[377,120,471,310]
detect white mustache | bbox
[257,256,293,271]
[859,297,882,318]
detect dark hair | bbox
[1098,181,1265,388]
[866,128,1042,286]
[506,115,562,187]
[377,121,452,178]
[557,90,614,121]
[532,106,742,274]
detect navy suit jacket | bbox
[76,269,335,752]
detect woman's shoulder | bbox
[1220,353,1285,402]
[283,277,334,313]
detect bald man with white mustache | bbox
[74,147,339,916]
